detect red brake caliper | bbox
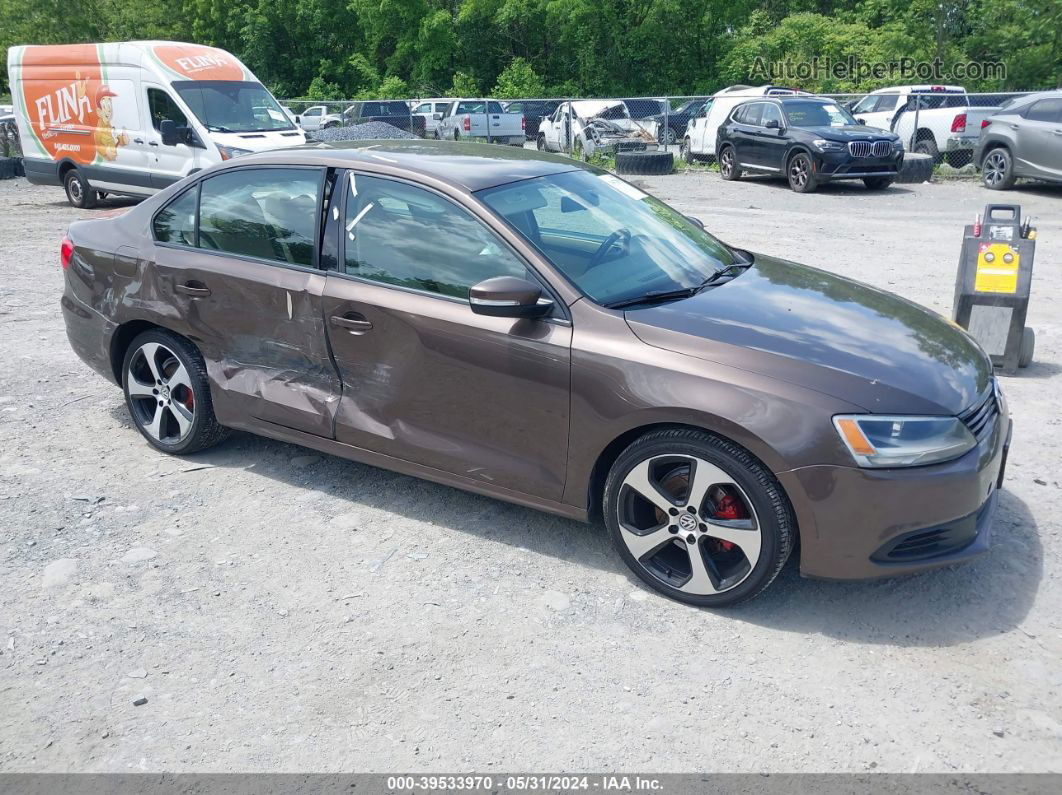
[712,493,747,551]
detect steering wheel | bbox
[587,228,631,271]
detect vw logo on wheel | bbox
[678,513,697,531]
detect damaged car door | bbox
[148,165,341,437]
[321,172,572,500]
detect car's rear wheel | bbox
[537,134,546,151]
[913,136,940,163]
[982,148,1016,190]
[718,145,740,180]
[787,152,818,193]
[122,329,228,455]
[681,137,695,165]
[64,168,97,209]
[604,428,794,607]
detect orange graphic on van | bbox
[153,44,245,81]
[18,44,104,165]
[93,84,128,160]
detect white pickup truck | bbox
[297,104,344,131]
[435,99,525,145]
[849,85,999,163]
[536,100,658,159]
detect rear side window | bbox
[487,101,504,114]
[874,93,900,112]
[342,174,530,299]
[153,188,197,245]
[196,168,322,267]
[1025,98,1062,122]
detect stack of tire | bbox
[0,156,23,180]
[615,151,673,176]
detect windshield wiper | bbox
[205,124,234,133]
[699,260,753,288]
[605,287,699,310]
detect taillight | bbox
[60,237,74,270]
[981,119,991,129]
[521,115,526,131]
[951,113,967,133]
[463,116,470,132]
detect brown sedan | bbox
[59,141,1011,606]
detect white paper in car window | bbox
[598,174,648,201]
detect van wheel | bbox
[122,329,228,455]
[64,168,97,209]
[603,428,794,607]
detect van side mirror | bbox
[160,119,179,146]
[469,276,552,319]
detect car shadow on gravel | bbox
[727,489,1042,646]
[734,174,918,196]
[108,404,1042,646]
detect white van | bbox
[684,85,803,160]
[7,41,306,207]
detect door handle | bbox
[149,140,159,146]
[176,282,211,297]
[330,313,373,333]
[133,137,144,144]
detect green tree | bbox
[492,57,546,98]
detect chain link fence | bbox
[282,90,1046,174]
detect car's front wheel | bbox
[122,329,228,455]
[787,152,818,193]
[603,428,794,607]
[863,176,894,190]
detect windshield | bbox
[171,81,295,133]
[784,100,857,128]
[477,170,735,307]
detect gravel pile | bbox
[308,120,419,142]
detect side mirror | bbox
[856,118,866,125]
[764,119,781,130]
[160,119,179,146]
[685,215,705,229]
[469,276,552,319]
[433,112,442,120]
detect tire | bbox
[718,145,740,180]
[614,151,673,176]
[603,428,794,607]
[896,152,934,184]
[433,129,440,140]
[913,135,940,163]
[64,168,97,209]
[121,329,228,455]
[658,126,678,145]
[982,147,1016,191]
[454,129,460,141]
[787,151,818,193]
[863,176,894,190]
[0,156,18,180]
[1019,327,1035,368]
[680,137,695,165]
[537,134,546,151]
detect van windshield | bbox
[171,81,295,133]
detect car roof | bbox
[232,139,584,192]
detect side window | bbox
[198,168,322,267]
[852,95,878,114]
[487,101,504,114]
[874,93,899,112]
[147,88,189,133]
[414,103,432,114]
[1026,99,1062,122]
[744,103,765,126]
[761,103,783,127]
[435,103,449,114]
[153,187,197,245]
[342,174,530,299]
[305,107,322,117]
[506,102,523,113]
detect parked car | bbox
[618,97,667,119]
[343,101,426,136]
[536,100,657,158]
[684,85,803,160]
[6,41,306,207]
[974,91,1062,190]
[297,104,344,131]
[410,98,454,137]
[645,97,710,145]
[714,96,904,192]
[502,99,561,140]
[435,99,524,145]
[59,139,1009,607]
[849,85,999,163]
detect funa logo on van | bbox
[35,76,91,129]
[174,54,230,74]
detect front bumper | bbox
[816,150,904,180]
[779,410,1011,581]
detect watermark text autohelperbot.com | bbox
[751,56,1007,84]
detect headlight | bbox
[812,139,845,152]
[217,144,253,161]
[833,415,976,468]
[892,139,904,149]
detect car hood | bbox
[625,255,992,415]
[799,125,898,141]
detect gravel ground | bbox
[0,170,1060,774]
[308,121,418,142]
